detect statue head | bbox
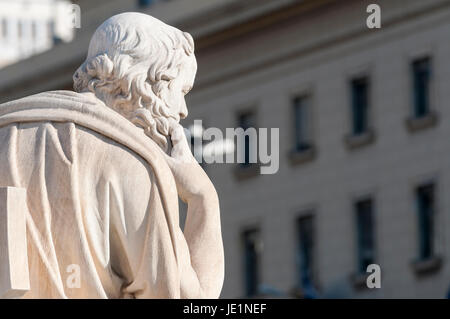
[73,12,197,151]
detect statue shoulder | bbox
[0,89,174,190]
[0,90,98,107]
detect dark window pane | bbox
[243,229,260,297]
[297,215,314,287]
[355,198,375,273]
[293,96,311,152]
[416,183,435,260]
[351,77,369,135]
[412,58,431,118]
[139,0,154,6]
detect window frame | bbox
[350,76,370,136]
[291,93,314,153]
[241,227,262,298]
[354,196,376,274]
[296,212,316,290]
[411,56,432,119]
[409,174,443,275]
[344,65,376,150]
[415,182,436,261]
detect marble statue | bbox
[0,12,224,299]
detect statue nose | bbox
[179,104,188,119]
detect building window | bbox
[293,95,312,152]
[406,57,436,132]
[345,76,375,149]
[355,198,375,274]
[17,20,22,39]
[415,183,435,261]
[2,19,7,39]
[412,57,431,119]
[242,228,261,297]
[31,21,37,40]
[237,111,257,167]
[297,215,315,289]
[350,77,370,136]
[138,0,154,7]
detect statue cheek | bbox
[159,87,172,105]
[160,89,181,116]
[170,92,184,112]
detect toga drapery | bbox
[0,90,196,298]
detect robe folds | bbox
[0,90,191,298]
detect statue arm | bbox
[179,187,224,298]
[164,123,225,298]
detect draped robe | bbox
[0,90,194,298]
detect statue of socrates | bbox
[0,12,224,299]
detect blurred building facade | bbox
[0,0,450,298]
[0,0,75,68]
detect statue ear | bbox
[160,63,180,81]
[73,66,86,92]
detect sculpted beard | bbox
[73,54,184,153]
[131,104,174,153]
[115,78,178,153]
